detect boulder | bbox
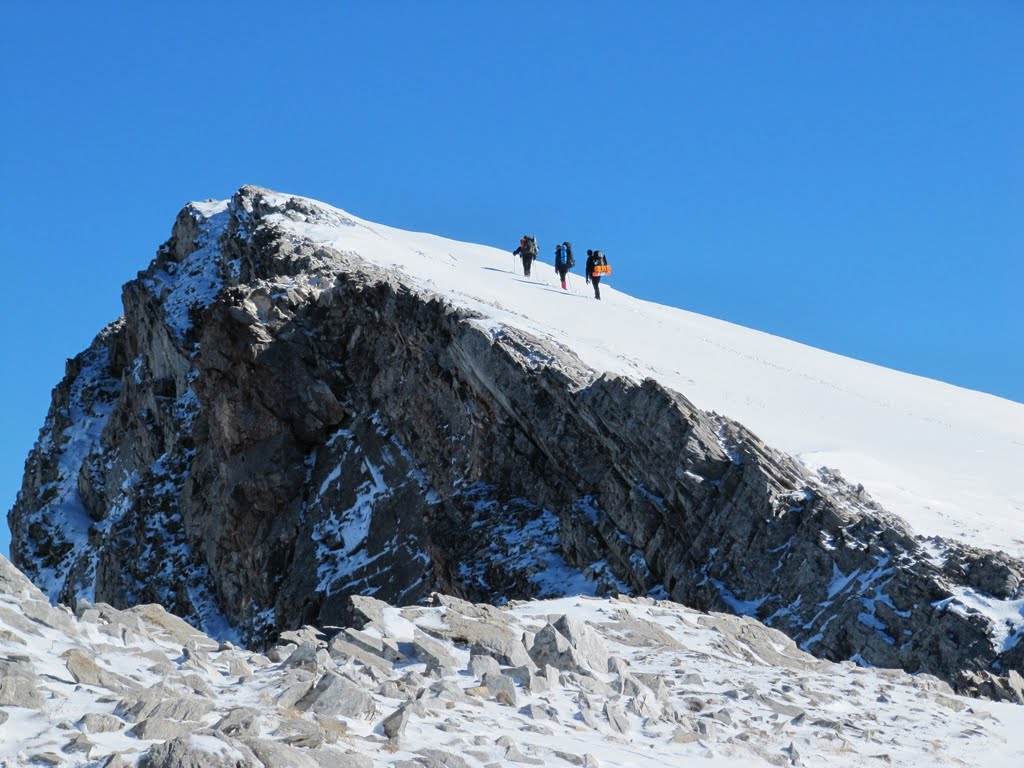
[280,642,332,672]
[327,634,394,673]
[21,597,78,636]
[127,604,219,649]
[239,738,321,768]
[275,670,316,709]
[279,625,327,646]
[1007,669,1024,704]
[311,751,374,768]
[296,672,376,718]
[414,748,473,768]
[276,716,327,749]
[554,615,610,673]
[80,713,126,734]
[482,671,517,706]
[0,671,44,709]
[225,657,252,679]
[469,653,502,680]
[128,717,195,740]
[604,701,630,734]
[214,707,262,738]
[411,628,459,671]
[379,700,426,739]
[527,623,573,671]
[64,649,140,693]
[62,732,94,755]
[349,595,391,630]
[140,733,261,768]
[116,690,214,723]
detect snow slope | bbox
[254,194,1024,561]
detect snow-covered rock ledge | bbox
[1,553,1023,767]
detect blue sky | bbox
[1,1,1021,556]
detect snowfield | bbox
[260,193,1024,560]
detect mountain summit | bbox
[9,186,1024,699]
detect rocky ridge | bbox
[1,553,1022,767]
[8,186,1024,696]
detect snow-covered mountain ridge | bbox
[271,193,1024,559]
[8,186,1024,700]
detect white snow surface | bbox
[250,192,1024,560]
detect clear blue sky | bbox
[1,1,1021,557]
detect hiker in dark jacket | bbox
[554,241,573,290]
[512,235,538,277]
[585,249,607,300]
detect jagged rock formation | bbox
[0,552,1019,767]
[9,186,1024,696]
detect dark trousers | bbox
[591,275,601,299]
[522,255,533,276]
[556,266,568,288]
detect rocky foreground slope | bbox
[9,186,1024,697]
[2,553,1023,767]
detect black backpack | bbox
[595,250,607,266]
[564,242,575,268]
[524,235,538,257]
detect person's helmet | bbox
[587,249,593,256]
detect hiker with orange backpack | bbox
[585,249,610,300]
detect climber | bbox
[585,249,609,300]
[512,235,538,277]
[554,241,574,290]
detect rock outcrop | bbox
[0,554,1018,767]
[9,186,1024,695]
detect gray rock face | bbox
[64,649,140,693]
[116,689,214,724]
[140,733,262,768]
[128,717,194,740]
[0,667,44,709]
[239,738,321,768]
[8,186,1024,695]
[295,672,376,718]
[553,615,610,674]
[528,623,577,673]
[379,700,426,740]
[215,707,262,739]
[80,713,126,734]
